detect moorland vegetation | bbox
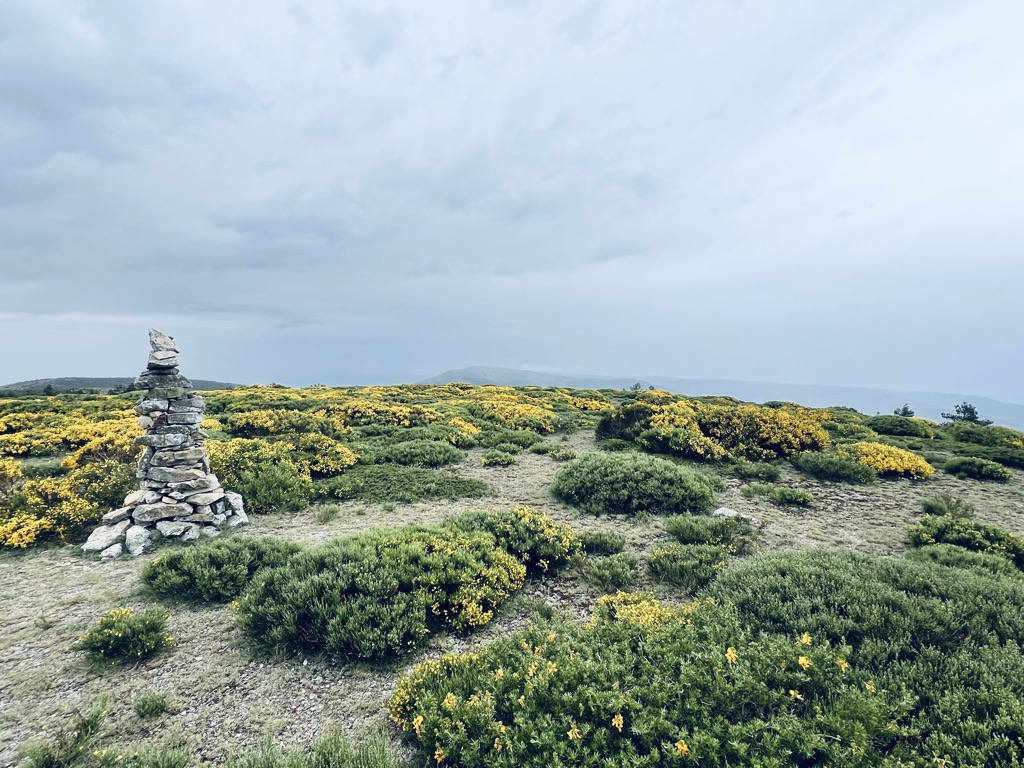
[3,384,1024,766]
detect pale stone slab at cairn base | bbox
[82,329,246,557]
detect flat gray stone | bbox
[125,525,152,556]
[150,447,205,466]
[168,396,204,412]
[137,415,154,429]
[227,509,249,527]
[148,328,179,353]
[184,512,216,523]
[167,474,219,495]
[199,526,221,538]
[155,520,191,537]
[224,491,245,516]
[188,490,225,507]
[181,524,202,541]
[132,503,193,523]
[711,507,760,528]
[135,399,169,415]
[100,543,123,559]
[147,466,206,484]
[123,489,148,506]
[82,519,131,552]
[102,507,132,524]
[148,350,179,368]
[135,433,188,448]
[166,411,202,425]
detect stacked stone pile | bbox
[83,329,246,558]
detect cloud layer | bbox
[2,1,1022,401]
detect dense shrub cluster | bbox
[943,456,1013,481]
[646,543,728,590]
[577,529,626,555]
[863,415,935,438]
[377,440,464,468]
[907,514,1024,569]
[73,608,174,663]
[235,508,577,660]
[389,593,892,767]
[837,442,934,479]
[664,515,755,554]
[596,398,829,462]
[552,453,718,516]
[141,537,302,602]
[579,552,639,592]
[481,450,517,467]
[790,451,877,484]
[316,464,492,504]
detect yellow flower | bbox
[799,632,812,646]
[611,713,624,732]
[865,681,876,693]
[675,740,690,757]
[494,667,505,680]
[798,655,812,670]
[789,689,804,701]
[412,715,424,735]
[835,657,850,672]
[567,725,582,741]
[517,695,526,708]
[442,692,458,710]
[725,647,738,664]
[493,738,503,752]
[434,745,446,763]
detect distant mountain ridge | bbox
[0,376,240,394]
[421,366,1024,430]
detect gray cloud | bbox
[1,1,1022,402]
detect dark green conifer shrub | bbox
[579,552,639,592]
[665,515,755,554]
[141,537,302,603]
[315,465,492,503]
[943,456,1013,481]
[73,608,173,663]
[769,487,813,506]
[790,451,877,483]
[577,529,626,555]
[908,514,1024,569]
[647,543,728,590]
[726,460,781,482]
[552,453,717,516]
[481,450,517,466]
[864,415,935,438]
[235,464,313,514]
[378,439,464,467]
[904,544,1022,579]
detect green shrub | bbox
[943,456,1013,481]
[907,514,1024,569]
[578,530,626,555]
[479,429,543,449]
[548,447,577,462]
[790,451,876,484]
[920,492,975,518]
[739,482,772,499]
[481,450,517,467]
[527,442,556,455]
[388,595,892,768]
[596,438,636,452]
[647,543,728,590]
[552,453,717,517]
[904,544,1022,579]
[948,442,1024,469]
[769,487,813,506]
[19,697,108,768]
[594,402,655,442]
[726,460,781,482]
[236,520,538,660]
[710,550,1024,669]
[314,504,340,523]
[141,537,302,603]
[864,415,935,438]
[73,607,173,663]
[235,463,313,515]
[580,552,639,592]
[315,465,492,504]
[73,460,137,510]
[489,442,523,455]
[444,506,580,575]
[378,440,464,467]
[664,515,755,554]
[133,691,171,719]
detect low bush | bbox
[234,463,313,515]
[19,697,108,768]
[943,456,1013,481]
[388,594,892,768]
[578,529,626,555]
[444,507,580,575]
[141,537,302,603]
[596,438,635,452]
[378,440,464,468]
[133,691,172,719]
[552,453,717,517]
[948,442,1024,469]
[73,607,174,663]
[579,553,639,592]
[904,544,1022,579]
[907,514,1024,569]
[769,487,813,506]
[527,443,556,455]
[489,442,523,455]
[479,429,543,449]
[224,728,404,768]
[837,442,934,479]
[664,515,755,554]
[920,492,975,518]
[710,550,1024,669]
[315,465,492,504]
[548,447,577,462]
[481,450,517,467]
[726,460,781,482]
[647,543,728,590]
[790,451,877,484]
[864,415,935,438]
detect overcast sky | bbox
[2,1,1023,401]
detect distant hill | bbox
[0,377,241,394]
[421,366,1024,430]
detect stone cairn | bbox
[82,329,246,558]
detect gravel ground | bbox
[3,431,1024,767]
